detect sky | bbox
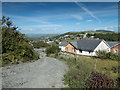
[2,2,119,34]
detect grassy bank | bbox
[53,55,119,88]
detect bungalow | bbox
[59,42,69,52]
[59,40,110,56]
[107,41,120,54]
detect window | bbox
[79,50,82,53]
[107,48,109,52]
[66,47,68,51]
[114,50,118,53]
[72,48,75,53]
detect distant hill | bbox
[25,34,58,40]
[49,30,120,42]
[55,30,114,37]
[96,30,114,32]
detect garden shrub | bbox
[96,50,119,60]
[46,45,60,57]
[96,50,107,59]
[86,71,115,88]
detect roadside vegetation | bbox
[32,41,50,48]
[1,16,39,67]
[46,45,60,57]
[48,52,119,88]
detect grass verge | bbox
[52,54,119,88]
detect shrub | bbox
[86,71,115,88]
[32,41,50,48]
[96,50,107,59]
[111,66,118,73]
[116,77,120,88]
[1,16,39,66]
[64,59,93,88]
[96,50,119,60]
[46,45,60,57]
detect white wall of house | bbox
[60,40,110,56]
[76,40,110,56]
[59,46,65,51]
[94,40,110,53]
[76,50,95,56]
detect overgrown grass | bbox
[56,55,93,88]
[55,55,119,88]
[79,56,119,80]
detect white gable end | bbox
[94,40,110,53]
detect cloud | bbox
[76,22,80,24]
[87,20,93,22]
[71,14,83,20]
[3,13,50,23]
[93,26,118,32]
[39,24,62,27]
[23,29,34,31]
[73,1,101,23]
[22,24,62,28]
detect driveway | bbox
[2,55,68,88]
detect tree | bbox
[1,16,39,66]
[46,45,60,57]
[32,41,49,48]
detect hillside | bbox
[48,31,120,42]
[96,30,114,32]
[26,34,58,40]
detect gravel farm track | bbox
[1,49,68,88]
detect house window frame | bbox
[107,48,109,52]
[79,50,82,53]
[114,49,118,53]
[66,47,68,52]
[72,48,75,53]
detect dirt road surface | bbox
[2,51,68,88]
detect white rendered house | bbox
[59,40,111,56]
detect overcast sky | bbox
[2,2,118,34]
